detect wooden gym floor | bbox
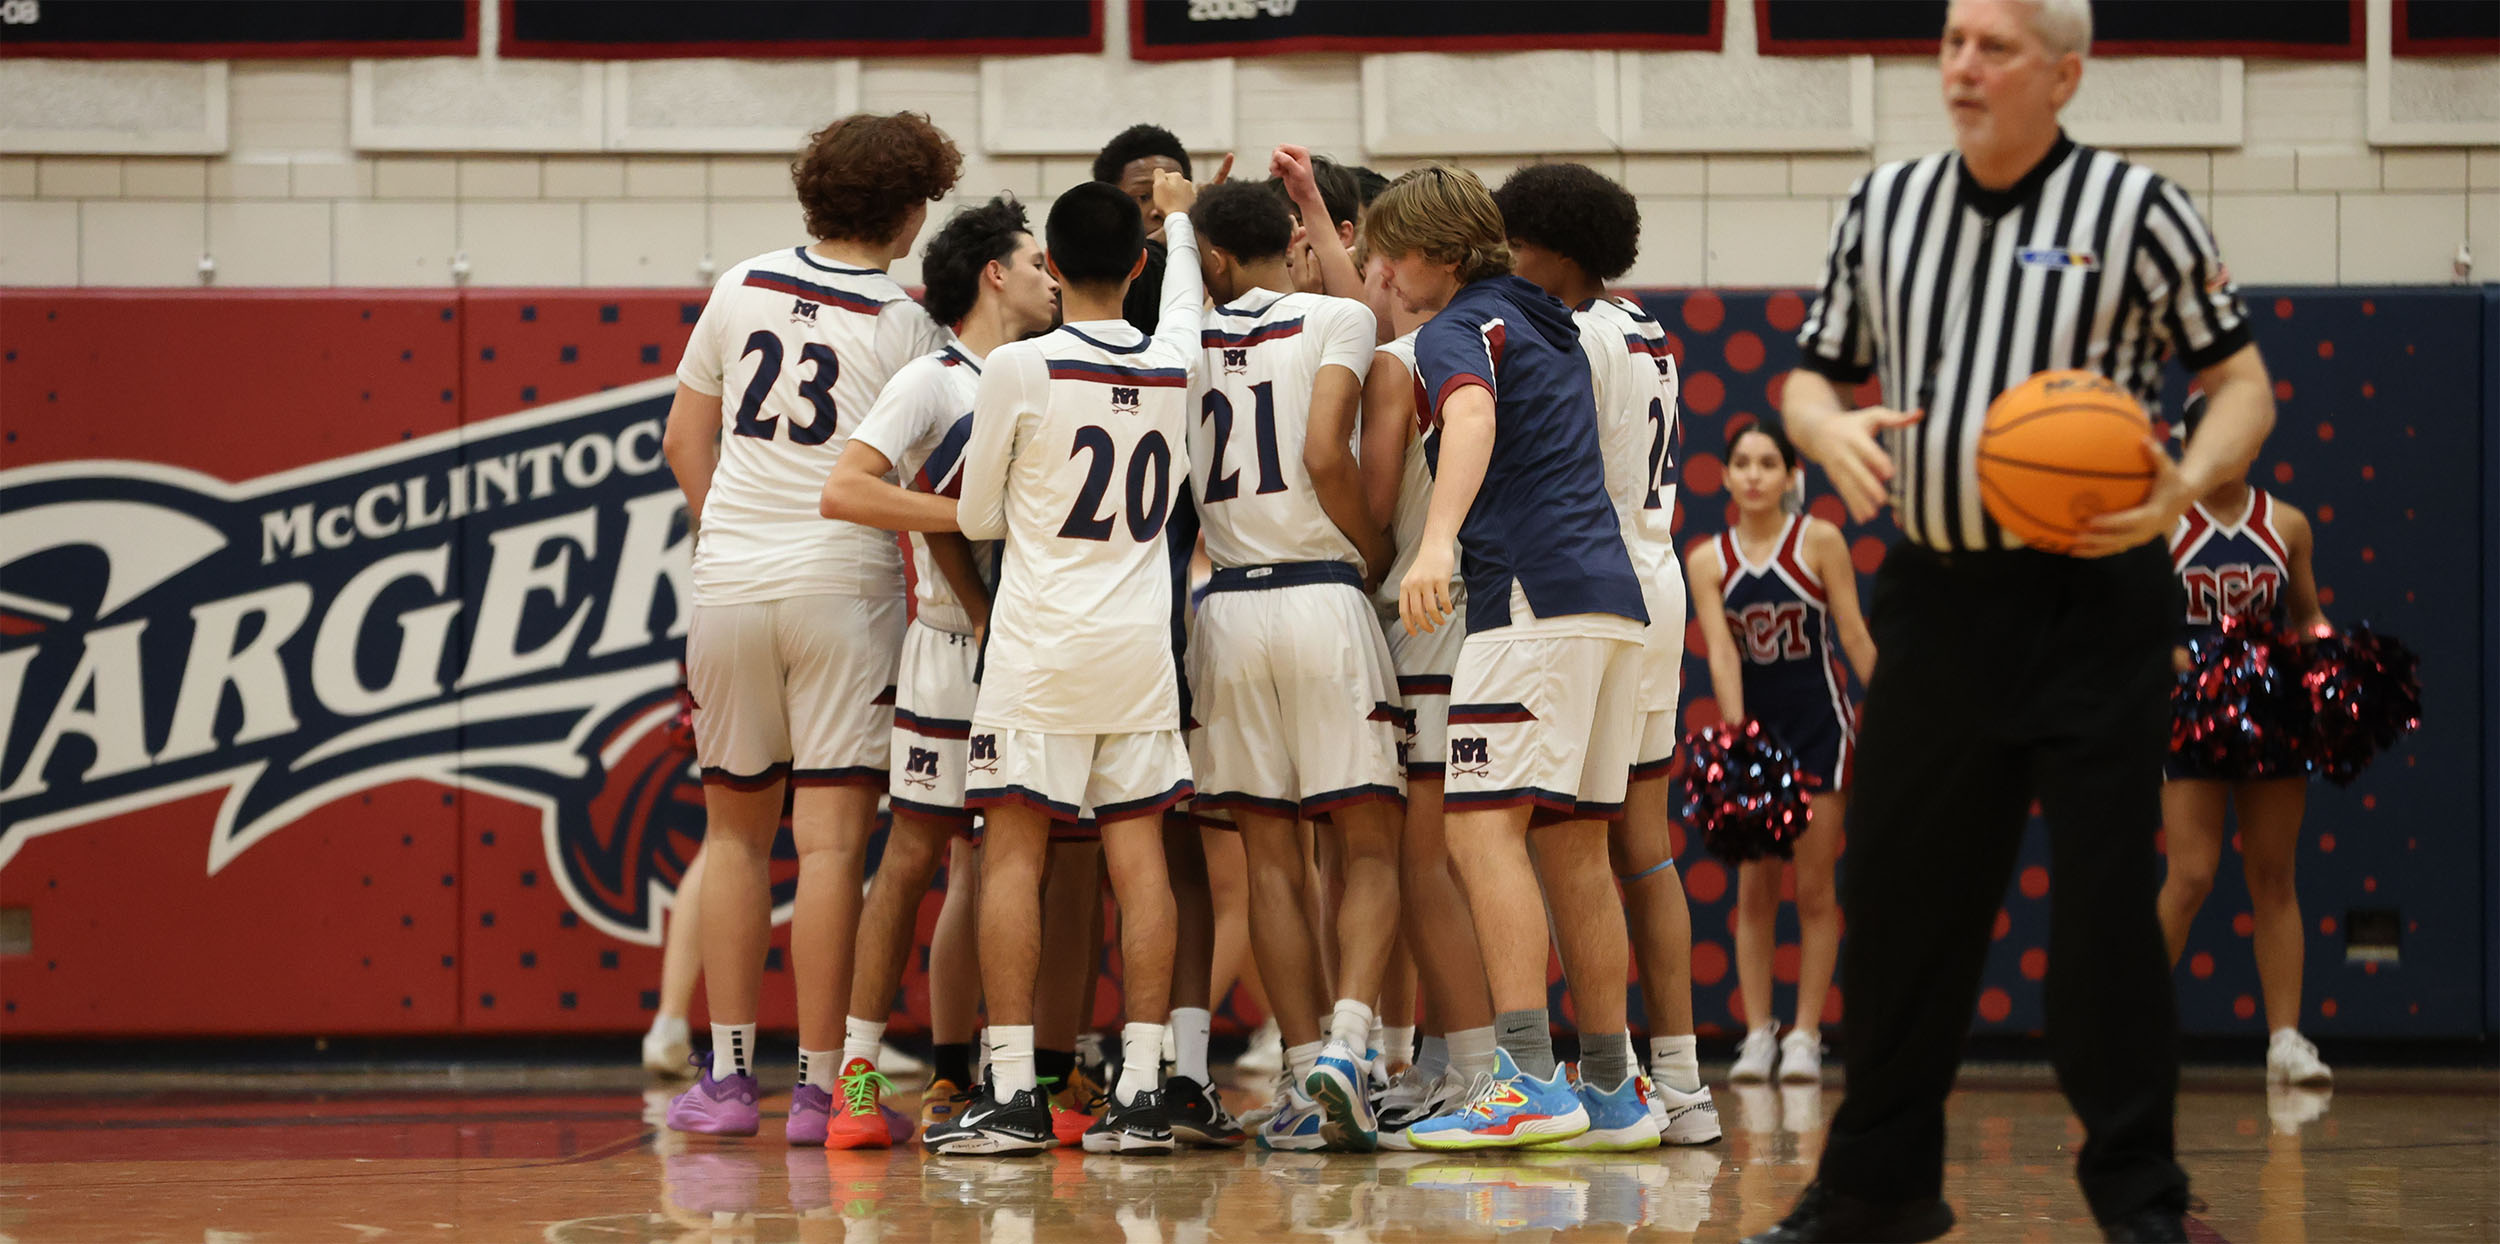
[0,1063,2491,1242]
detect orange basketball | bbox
[1975,369,2157,553]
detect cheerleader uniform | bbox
[2166,488,2294,780]
[1717,514,1855,789]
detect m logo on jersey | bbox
[791,298,819,324]
[1222,348,1248,375]
[968,733,999,774]
[902,746,941,790]
[0,378,743,945]
[1733,602,1814,663]
[1110,386,1141,416]
[1450,736,1491,776]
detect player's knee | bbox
[2242,859,2297,907]
[2162,860,2217,905]
[1794,876,1837,920]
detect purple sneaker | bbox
[667,1058,761,1137]
[787,1083,834,1146]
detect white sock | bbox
[1369,1017,1388,1056]
[1384,1025,1416,1068]
[1117,1022,1166,1103]
[843,1016,885,1069]
[1414,1034,1450,1078]
[1651,1034,1703,1094]
[1169,1007,1212,1086]
[648,1013,689,1043]
[1447,1026,1497,1080]
[798,1048,836,1091]
[1328,999,1376,1051]
[989,1024,1037,1098]
[2270,1027,2302,1044]
[1285,1040,1323,1088]
[710,1023,756,1079]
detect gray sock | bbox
[1495,1009,1556,1079]
[1581,1031,1635,1092]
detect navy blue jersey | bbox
[1411,274,1645,634]
[1718,515,1854,785]
[2169,489,2290,630]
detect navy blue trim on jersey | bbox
[702,762,791,790]
[1210,294,1291,319]
[895,709,971,740]
[1398,674,1453,697]
[938,344,984,372]
[967,784,1084,822]
[790,247,885,276]
[916,413,976,498]
[1059,324,1155,355]
[889,795,975,826]
[789,766,887,787]
[1444,786,1579,816]
[1448,702,1537,725]
[1204,560,1363,593]
[742,270,888,315]
[1368,701,1407,726]
[1303,783,1404,818]
[1093,780,1196,821]
[1202,318,1306,349]
[871,684,898,707]
[1044,359,1190,386]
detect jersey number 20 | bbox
[729,330,840,445]
[1060,426,1174,543]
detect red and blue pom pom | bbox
[2170,615,2422,784]
[1678,719,1814,864]
[2301,624,2423,786]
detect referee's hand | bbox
[2073,436,2192,558]
[1799,406,1923,523]
[1400,544,1457,636]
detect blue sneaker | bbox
[1304,1039,1378,1152]
[1407,1049,1588,1151]
[1530,1065,1660,1151]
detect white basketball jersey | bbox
[1576,294,1681,581]
[678,247,949,607]
[1188,288,1379,571]
[849,343,996,635]
[1367,331,1465,618]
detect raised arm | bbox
[1150,171,1205,360]
[1272,145,1363,301]
[1685,540,1746,724]
[1805,519,1877,683]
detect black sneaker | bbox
[925,1083,1056,1155]
[1742,1180,1955,1244]
[1081,1086,1177,1154]
[1163,1075,1245,1148]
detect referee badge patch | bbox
[2017,247,2098,271]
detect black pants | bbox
[1817,542,2189,1224]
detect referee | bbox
[1748,3,2274,1243]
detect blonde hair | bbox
[1359,163,1513,285]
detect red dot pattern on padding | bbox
[1724,330,1766,373]
[2019,948,2047,981]
[2018,866,2049,899]
[1682,290,1726,333]
[2189,952,2214,979]
[1978,988,2012,1022]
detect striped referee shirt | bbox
[1797,132,2252,551]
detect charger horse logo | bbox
[0,379,796,944]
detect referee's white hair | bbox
[2024,0,2093,59]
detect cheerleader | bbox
[1685,422,1874,1084]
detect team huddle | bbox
[656,112,1740,1157]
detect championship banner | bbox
[1129,0,1722,61]
[502,0,1102,60]
[0,0,477,59]
[1755,0,2365,60]
[2394,0,2499,56]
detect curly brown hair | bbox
[792,112,964,246]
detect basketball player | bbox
[1494,160,1720,1147]
[1180,179,1403,1152]
[660,111,960,1144]
[815,195,1062,1145]
[925,171,1205,1156]
[1354,252,1500,1150]
[1685,422,1873,1087]
[1364,165,1647,1151]
[2156,397,2332,1087]
[1758,1,2273,1236]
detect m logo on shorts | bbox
[1450,736,1491,776]
[1110,386,1140,416]
[903,746,941,789]
[968,733,999,775]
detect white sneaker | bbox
[1647,1076,1723,1145]
[1236,1018,1285,1074]
[1776,1029,1823,1083]
[2267,1030,2332,1087]
[642,1024,692,1077]
[876,1041,927,1077]
[1730,1026,1779,1083]
[1376,1064,1466,1150]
